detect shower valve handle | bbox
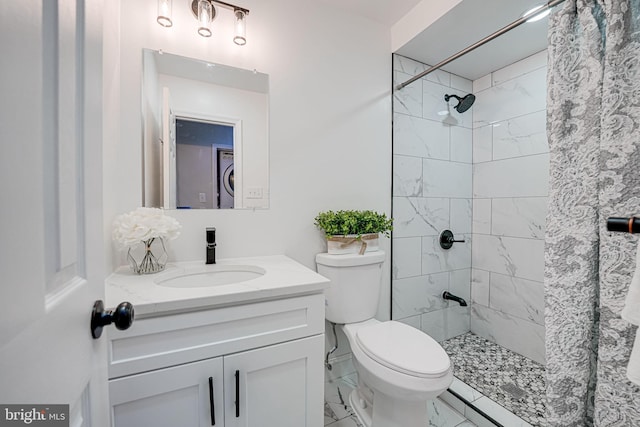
[440,230,465,250]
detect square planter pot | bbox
[326,233,379,255]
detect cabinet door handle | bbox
[235,370,240,418]
[208,376,215,425]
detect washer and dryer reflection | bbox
[218,148,234,209]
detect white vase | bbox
[326,233,379,255]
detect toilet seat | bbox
[355,321,450,379]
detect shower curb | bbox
[447,388,504,427]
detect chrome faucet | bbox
[206,227,216,264]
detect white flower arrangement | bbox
[112,207,181,248]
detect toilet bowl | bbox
[316,251,453,427]
[342,319,452,427]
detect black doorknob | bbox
[91,300,134,339]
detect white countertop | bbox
[105,255,330,318]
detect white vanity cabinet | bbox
[107,294,325,427]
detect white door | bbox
[224,336,324,427]
[109,357,224,427]
[0,1,109,425]
[162,87,177,209]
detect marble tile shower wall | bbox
[471,51,548,365]
[392,55,473,342]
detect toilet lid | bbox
[355,321,451,378]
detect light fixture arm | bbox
[211,0,249,15]
[191,0,249,17]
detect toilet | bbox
[316,250,453,427]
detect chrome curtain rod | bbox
[395,0,566,91]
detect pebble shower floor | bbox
[441,332,546,426]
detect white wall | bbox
[391,55,473,341]
[103,0,393,328]
[103,0,121,272]
[142,50,161,207]
[471,50,548,364]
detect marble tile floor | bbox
[441,332,546,426]
[324,356,476,427]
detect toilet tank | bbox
[316,251,386,324]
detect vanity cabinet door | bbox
[109,357,224,427]
[224,335,324,427]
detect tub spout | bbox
[442,291,467,306]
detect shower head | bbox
[444,93,476,113]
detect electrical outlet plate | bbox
[246,187,263,199]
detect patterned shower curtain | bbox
[545,0,640,425]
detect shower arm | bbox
[444,94,462,102]
[395,0,566,91]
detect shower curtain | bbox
[545,0,640,425]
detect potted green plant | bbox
[314,210,393,255]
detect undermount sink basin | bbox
[155,265,266,288]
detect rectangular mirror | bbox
[141,49,269,209]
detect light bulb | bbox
[157,0,173,27]
[523,4,550,23]
[198,0,213,37]
[233,10,247,45]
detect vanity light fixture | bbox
[157,0,173,27]
[197,0,214,37]
[191,0,249,44]
[233,9,247,45]
[155,0,250,45]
